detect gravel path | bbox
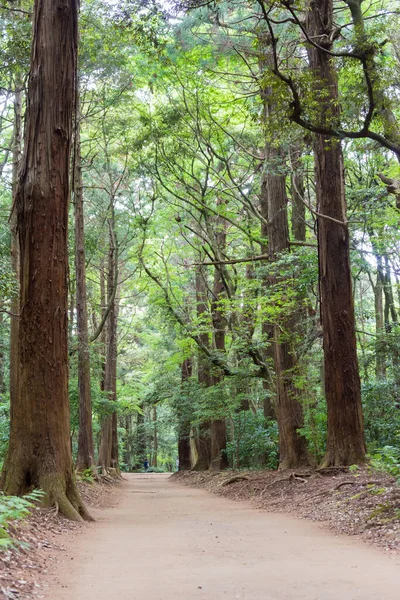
[43,473,400,600]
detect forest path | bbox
[44,473,400,600]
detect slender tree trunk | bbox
[9,82,23,416]
[259,39,309,468]
[307,0,366,466]
[374,267,386,379]
[98,208,119,474]
[265,143,310,468]
[192,266,211,471]
[153,406,158,467]
[74,98,95,473]
[178,358,192,470]
[382,254,397,326]
[137,405,146,466]
[1,0,91,521]
[210,205,228,470]
[381,255,400,386]
[124,414,132,469]
[290,144,306,242]
[68,284,75,346]
[99,254,106,392]
[368,237,386,378]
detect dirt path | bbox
[44,473,400,600]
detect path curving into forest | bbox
[44,473,400,600]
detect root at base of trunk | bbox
[39,474,94,522]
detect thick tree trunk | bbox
[307,0,366,466]
[178,358,192,471]
[1,0,91,521]
[74,102,95,473]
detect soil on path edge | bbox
[43,473,400,600]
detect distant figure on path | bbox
[143,458,149,471]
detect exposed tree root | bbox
[1,447,93,521]
[334,480,383,491]
[316,466,349,475]
[40,474,94,522]
[221,475,249,487]
[258,473,306,498]
[99,474,114,485]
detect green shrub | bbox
[226,411,278,469]
[77,468,96,483]
[0,489,44,549]
[362,380,400,451]
[369,445,400,482]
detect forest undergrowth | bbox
[174,468,400,553]
[0,480,118,600]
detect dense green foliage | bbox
[0,489,44,548]
[0,0,399,480]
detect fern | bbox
[0,489,45,549]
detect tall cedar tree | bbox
[178,358,192,470]
[307,0,366,465]
[98,205,120,474]
[210,204,228,470]
[1,0,92,520]
[259,40,310,468]
[74,105,95,473]
[192,264,212,470]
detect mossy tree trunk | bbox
[1,0,91,521]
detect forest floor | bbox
[2,470,400,599]
[0,479,118,599]
[175,466,400,552]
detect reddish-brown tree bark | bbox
[74,105,95,473]
[263,144,310,469]
[98,207,120,475]
[178,358,192,471]
[259,40,310,468]
[307,0,366,466]
[191,265,212,471]
[9,81,23,418]
[1,0,91,520]
[210,208,228,471]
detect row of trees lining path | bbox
[0,0,399,518]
